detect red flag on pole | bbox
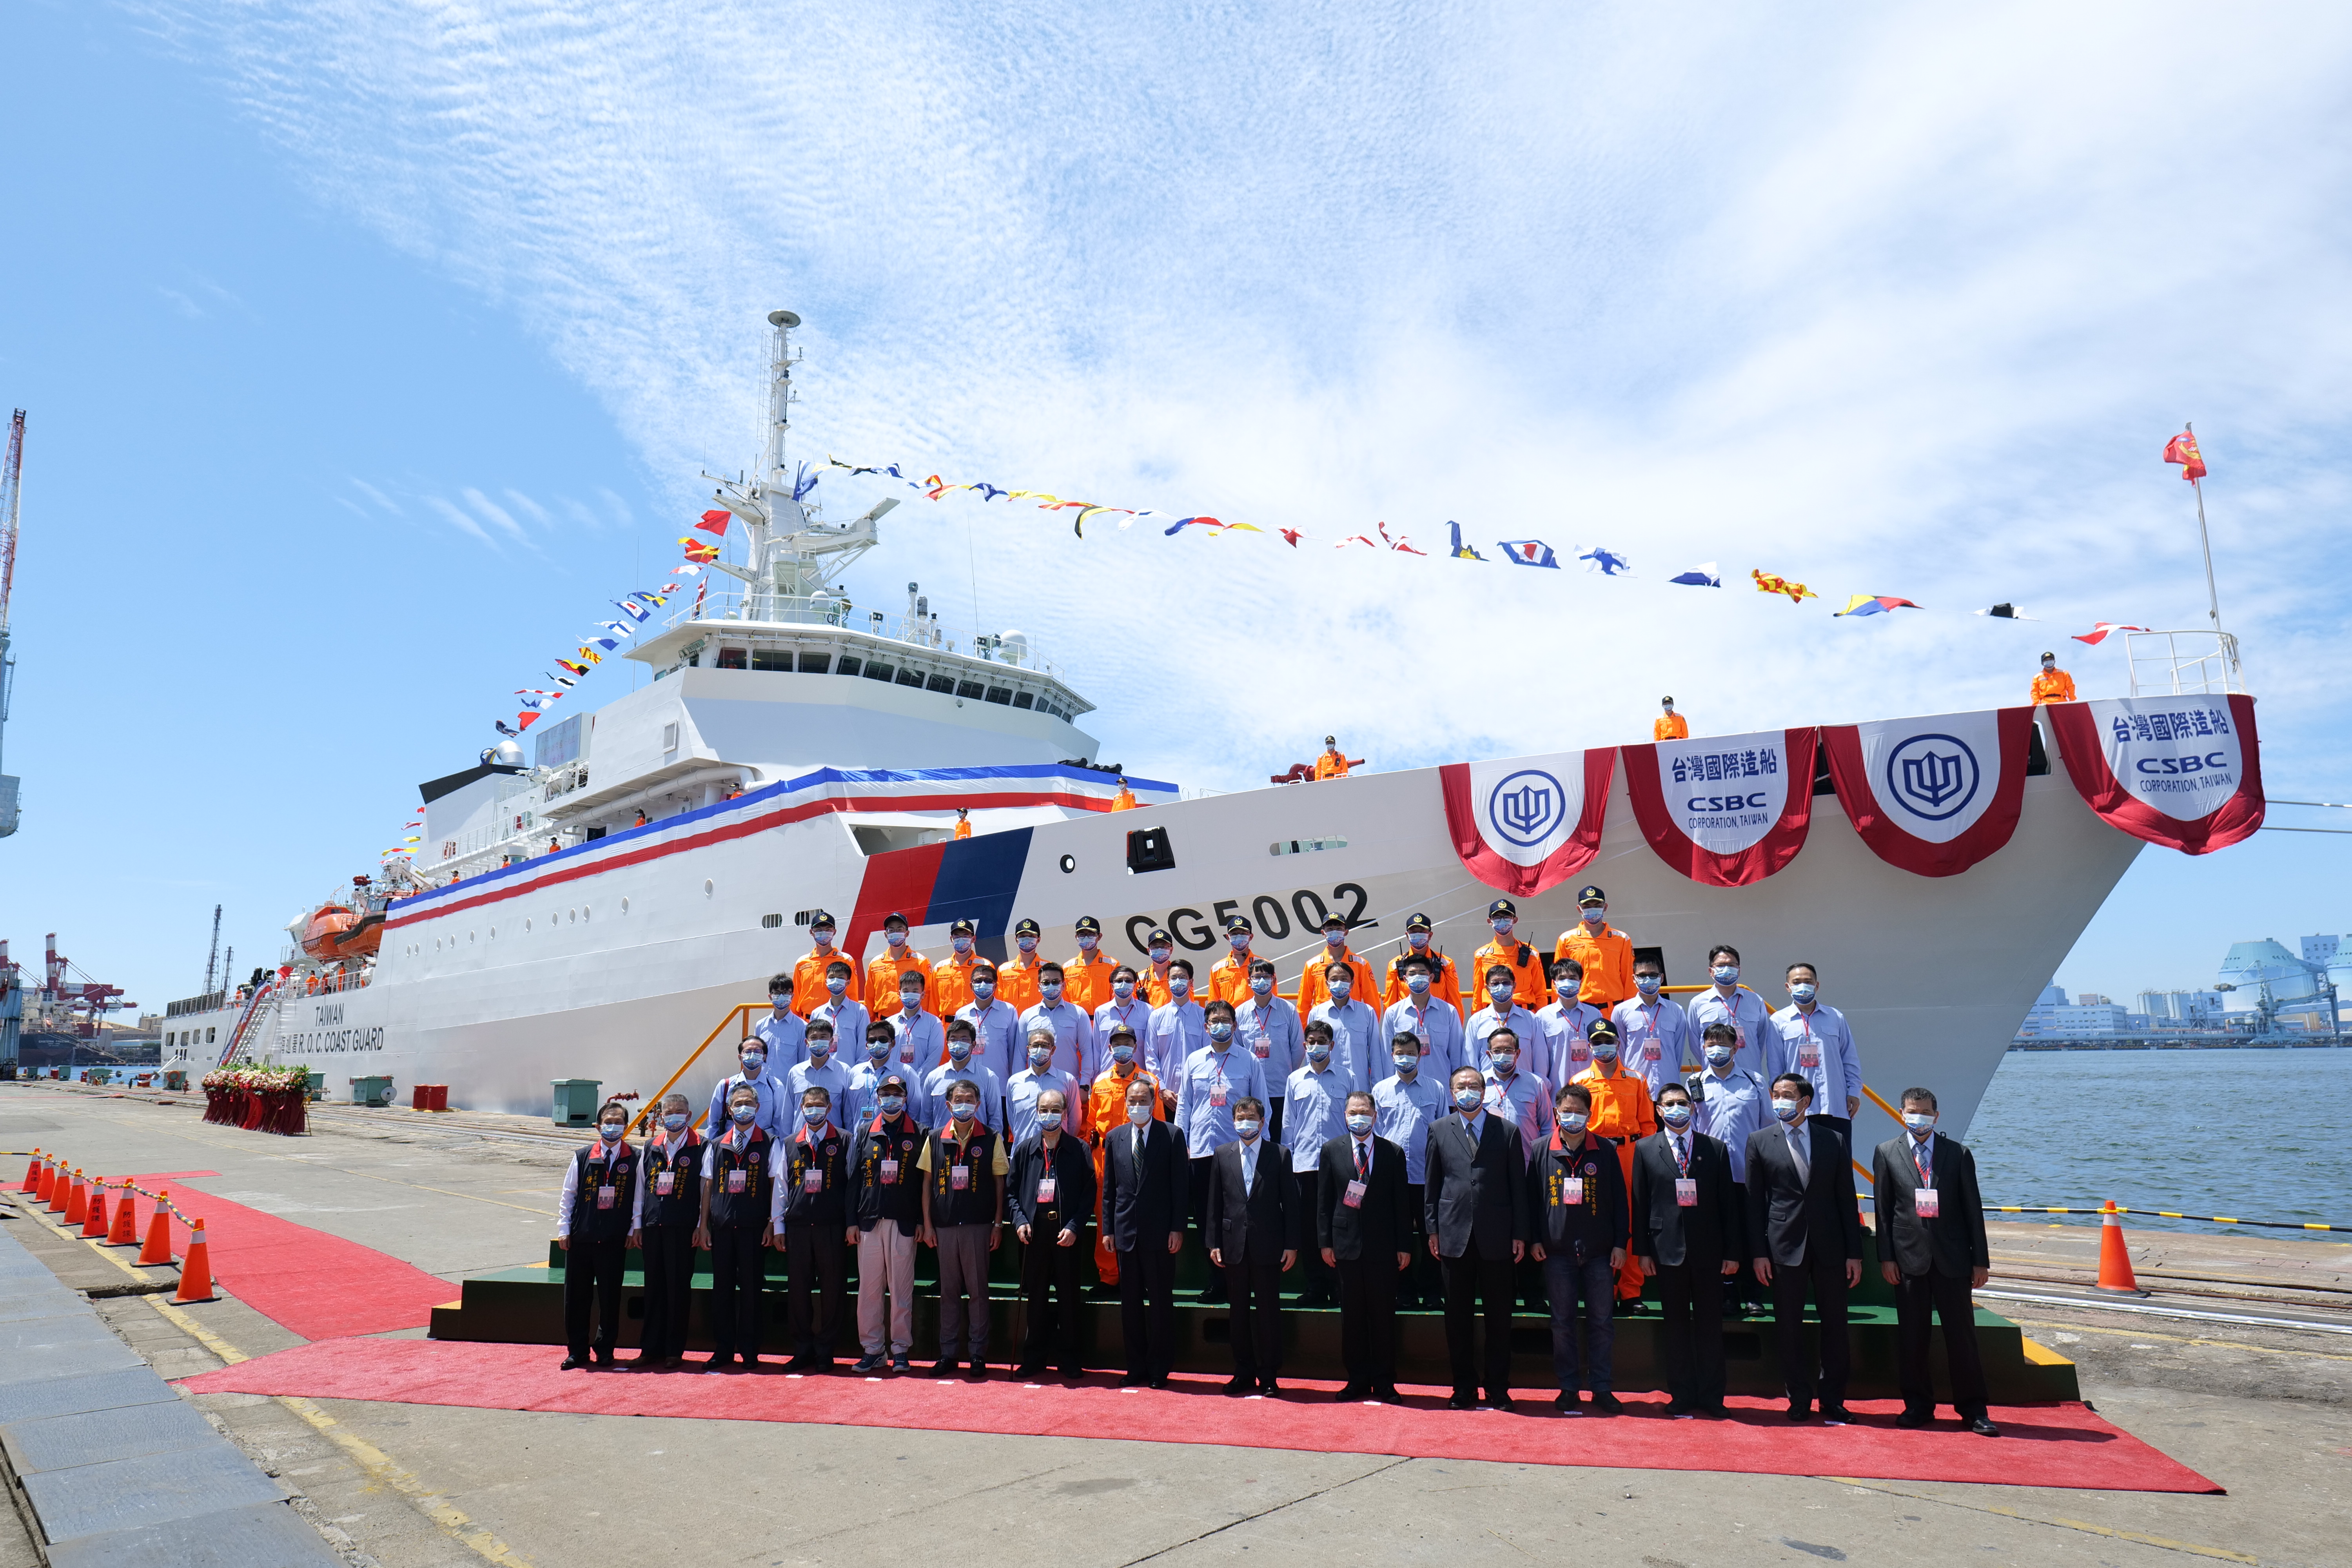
[2163,430,2207,482]
[695,509,731,535]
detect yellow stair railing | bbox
[630,1002,768,1136]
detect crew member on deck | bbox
[998,918,1048,1013]
[695,1085,781,1372]
[864,911,933,1016]
[1312,735,1351,780]
[931,920,984,1016]
[1206,915,1262,1007]
[791,910,858,1017]
[1467,900,1549,1012]
[953,806,973,840]
[1655,696,1688,740]
[1554,887,1635,1011]
[1381,912,1464,1017]
[557,1099,637,1370]
[629,1093,701,1370]
[1296,915,1379,1017]
[1109,780,1139,811]
[1063,916,1117,1013]
[2030,652,2076,705]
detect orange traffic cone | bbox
[138,1192,174,1266]
[107,1185,139,1245]
[63,1170,88,1225]
[45,1160,69,1212]
[18,1149,39,1192]
[173,1220,217,1303]
[82,1182,110,1239]
[2095,1200,2147,1296]
[34,1155,56,1203]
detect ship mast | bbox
[702,313,894,624]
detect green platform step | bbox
[429,1232,2076,1403]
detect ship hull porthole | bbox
[1058,854,1076,874]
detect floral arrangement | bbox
[202,1063,312,1094]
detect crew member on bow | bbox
[2030,652,2076,705]
[1655,697,1688,741]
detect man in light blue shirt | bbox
[1173,1001,1270,1160]
[1693,1024,1771,1185]
[1766,963,1862,1136]
[1007,1025,1085,1147]
[844,1021,927,1129]
[1282,1024,1348,1307]
[1467,966,1545,1091]
[1479,1027,1552,1158]
[786,1029,853,1133]
[922,1020,1005,1132]
[956,964,1022,1085]
[1382,953,1466,1083]
[1092,964,1156,1061]
[1684,944,1771,1078]
[1234,960,1304,1141]
[809,960,871,1067]
[705,1035,792,1140]
[882,975,946,1079]
[1145,960,1206,1085]
[1372,1031,1446,1310]
[1612,957,1696,1099]
[1020,963,1097,1086]
[1307,962,1379,1093]
[753,974,808,1072]
[1537,959,1604,1091]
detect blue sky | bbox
[4,2,2349,1022]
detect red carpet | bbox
[130,1171,458,1340]
[176,1339,2219,1492]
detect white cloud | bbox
[348,477,403,515]
[422,494,497,549]
[130,1,2352,793]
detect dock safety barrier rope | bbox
[1983,1205,2348,1234]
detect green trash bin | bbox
[551,1078,604,1127]
[162,1069,189,1092]
[350,1075,395,1107]
[305,1071,327,1102]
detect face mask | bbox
[1406,972,1431,993]
[1790,982,1817,1004]
[900,991,923,1013]
[826,975,847,996]
[1659,1103,1694,1128]
[862,1038,886,1059]
[1345,1113,1375,1135]
[1490,1053,1517,1073]
[1250,973,1273,995]
[741,1050,765,1071]
[1017,935,1038,953]
[812,929,836,948]
[806,1044,831,1063]
[1229,933,1249,951]
[1114,980,1136,1001]
[1078,933,1098,951]
[1580,906,1605,924]
[771,998,789,1013]
[1704,1044,1733,1067]
[730,1105,757,1125]
[952,936,973,954]
[886,928,907,948]
[1559,1111,1589,1134]
[1392,1054,1418,1074]
[972,979,996,999]
[1454,1087,1485,1111]
[1408,932,1429,949]
[1234,1119,1261,1139]
[1037,1111,1063,1131]
[599,1122,625,1141]
[1307,1045,1331,1065]
[1635,976,1661,996]
[1127,1102,1151,1126]
[662,1112,689,1132]
[1772,1098,1802,1122]
[1902,1111,1936,1133]
[1112,1044,1136,1064]
[1327,978,1351,1000]
[1591,1040,1618,1062]
[950,1101,977,1122]
[1149,945,1171,964]
[1712,964,1739,985]
[1488,982,1512,1003]
[878,1096,905,1117]
[1169,977,1191,999]
[802,1105,828,1126]
[1207,1022,1234,1044]
[1029,1045,1054,1068]
[1491,918,1515,937]
[1040,980,1063,1000]
[1325,930,1346,949]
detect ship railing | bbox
[646,590,1066,681]
[2124,629,2247,697]
[630,1001,768,1136]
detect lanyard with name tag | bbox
[1341,1178,1366,1209]
[1675,1178,1698,1207]
[1914,1187,1940,1218]
[1036,1170,1058,1203]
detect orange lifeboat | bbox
[299,904,383,961]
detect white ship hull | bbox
[168,751,2140,1151]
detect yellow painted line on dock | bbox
[1826,1478,2256,1563]
[2008,1315,2352,1363]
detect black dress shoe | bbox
[1118,1372,1145,1387]
[1662,1399,1694,1417]
[1590,1391,1624,1414]
[559,1354,586,1371]
[1552,1390,1581,1411]
[965,1363,989,1381]
[1259,1377,1280,1396]
[1014,1363,1047,1379]
[1895,1408,1931,1428]
[1819,1404,1853,1425]
[1700,1403,1729,1419]
[1372,1384,1404,1403]
[1333,1382,1369,1402]
[1448,1390,1477,1410]
[1223,1374,1255,1395]
[1786,1401,1811,1422]
[1968,1416,2002,1437]
[1486,1392,1517,1412]
[783,1356,812,1373]
[1148,1374,1172,1389]
[626,1354,664,1370]
[929,1359,962,1377]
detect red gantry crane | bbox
[40,933,131,1038]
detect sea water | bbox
[1967,1047,2352,1236]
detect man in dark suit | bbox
[1424,1066,1530,1410]
[1746,1073,1862,1422]
[1205,1096,1302,1394]
[1873,1086,1997,1436]
[1101,1076,1190,1387]
[1316,1090,1413,1402]
[1630,1081,1744,1416]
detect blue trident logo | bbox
[1487,769,1568,848]
[1884,733,1980,822]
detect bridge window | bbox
[926,673,956,694]
[799,652,832,673]
[985,687,1013,705]
[715,647,748,670]
[835,656,862,677]
[895,666,926,688]
[1013,691,1035,709]
[751,650,792,671]
[956,680,984,699]
[863,662,893,682]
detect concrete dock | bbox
[2,1080,2346,1567]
